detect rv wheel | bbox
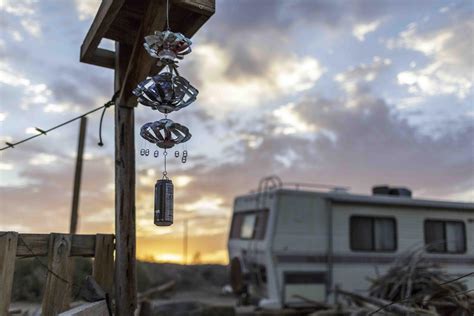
[230,257,245,295]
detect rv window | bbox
[240,214,257,239]
[230,213,244,239]
[229,210,269,240]
[425,220,466,254]
[350,216,396,252]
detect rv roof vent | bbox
[372,185,412,198]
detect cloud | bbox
[0,0,42,38]
[29,153,58,165]
[0,155,114,233]
[272,102,317,135]
[389,17,473,98]
[0,162,14,170]
[73,0,100,20]
[187,43,325,119]
[0,0,36,16]
[353,20,381,41]
[174,55,474,211]
[334,56,392,107]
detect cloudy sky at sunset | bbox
[1,0,473,264]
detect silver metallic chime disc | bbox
[140,118,191,149]
[133,68,198,114]
[144,30,192,64]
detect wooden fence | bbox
[0,232,114,316]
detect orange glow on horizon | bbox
[136,232,229,265]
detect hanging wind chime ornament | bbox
[134,0,197,227]
[140,119,191,149]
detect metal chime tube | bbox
[154,179,174,226]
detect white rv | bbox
[227,177,474,309]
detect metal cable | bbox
[0,95,118,152]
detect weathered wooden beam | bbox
[87,48,116,69]
[80,0,126,67]
[93,234,115,295]
[42,234,72,315]
[0,232,18,315]
[13,233,97,257]
[175,0,215,16]
[58,300,109,316]
[114,41,137,316]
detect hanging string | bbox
[166,0,170,31]
[98,90,120,146]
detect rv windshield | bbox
[230,209,269,240]
[241,214,257,239]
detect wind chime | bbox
[133,0,197,226]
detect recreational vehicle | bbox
[227,177,474,309]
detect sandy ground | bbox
[10,290,237,315]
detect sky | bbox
[0,0,473,264]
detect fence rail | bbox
[0,232,115,316]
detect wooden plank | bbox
[59,300,109,316]
[93,234,115,295]
[42,234,72,316]
[14,233,96,257]
[80,0,126,64]
[116,0,167,107]
[0,232,18,315]
[104,6,142,45]
[114,41,137,316]
[87,48,116,70]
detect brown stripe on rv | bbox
[276,254,474,265]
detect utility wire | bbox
[0,93,118,152]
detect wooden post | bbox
[114,41,137,316]
[42,234,72,316]
[70,116,87,234]
[183,219,188,265]
[0,232,18,315]
[63,117,87,309]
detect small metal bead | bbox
[145,149,150,156]
[154,150,159,158]
[140,149,145,156]
[174,151,179,158]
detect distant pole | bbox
[69,116,87,234]
[183,219,188,265]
